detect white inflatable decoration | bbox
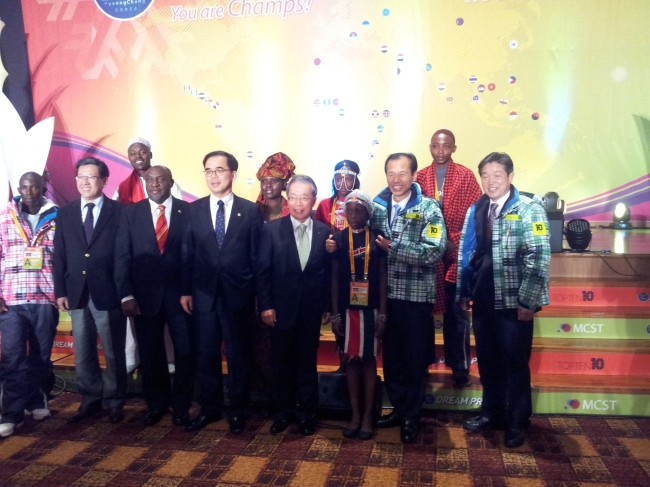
[0,20,7,89]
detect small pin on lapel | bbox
[238,213,241,217]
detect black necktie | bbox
[215,200,225,248]
[83,203,95,244]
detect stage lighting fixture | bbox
[542,192,565,254]
[612,202,633,229]
[565,218,592,251]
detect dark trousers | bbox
[383,299,433,419]
[472,303,534,428]
[270,315,321,421]
[134,306,195,413]
[0,304,59,423]
[195,297,251,415]
[443,281,471,373]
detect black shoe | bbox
[143,408,166,426]
[342,426,359,438]
[375,411,400,428]
[504,427,526,448]
[70,401,102,423]
[358,429,374,441]
[400,418,419,444]
[108,407,124,424]
[463,414,505,432]
[298,418,316,436]
[229,415,246,434]
[270,416,292,435]
[172,410,190,426]
[185,411,221,432]
[452,371,471,388]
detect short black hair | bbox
[478,152,514,175]
[431,129,455,145]
[202,150,238,171]
[384,152,417,174]
[76,157,109,178]
[19,171,45,190]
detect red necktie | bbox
[155,205,168,253]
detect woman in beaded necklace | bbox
[314,160,361,231]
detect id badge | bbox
[24,246,43,270]
[350,281,369,306]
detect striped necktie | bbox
[155,205,168,253]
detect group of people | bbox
[0,129,550,449]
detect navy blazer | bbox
[257,216,331,329]
[53,195,123,311]
[181,194,262,313]
[114,197,189,318]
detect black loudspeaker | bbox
[547,212,565,253]
[317,372,383,417]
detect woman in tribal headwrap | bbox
[256,152,296,222]
[314,160,361,232]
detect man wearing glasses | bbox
[53,157,127,424]
[180,151,262,433]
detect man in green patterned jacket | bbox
[371,153,446,444]
[456,152,550,449]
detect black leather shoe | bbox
[229,415,246,434]
[342,426,359,438]
[270,417,292,435]
[463,414,505,432]
[358,429,374,441]
[108,407,124,424]
[172,410,190,426]
[185,412,221,432]
[375,411,400,429]
[400,418,419,444]
[504,427,526,448]
[298,418,316,436]
[70,401,102,423]
[144,409,166,426]
[452,372,471,388]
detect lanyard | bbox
[330,199,349,231]
[11,209,45,246]
[348,226,370,282]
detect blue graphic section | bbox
[94,0,154,20]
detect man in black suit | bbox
[258,174,331,436]
[181,150,262,433]
[114,166,194,426]
[54,157,126,423]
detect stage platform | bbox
[43,228,650,417]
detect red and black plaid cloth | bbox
[416,160,482,312]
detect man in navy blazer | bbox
[181,150,262,433]
[53,157,126,423]
[258,174,331,436]
[114,166,194,427]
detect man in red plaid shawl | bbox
[416,129,482,387]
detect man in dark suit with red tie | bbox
[114,166,194,426]
[53,157,126,423]
[258,175,331,436]
[181,151,262,433]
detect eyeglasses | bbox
[143,177,168,184]
[76,176,100,182]
[204,168,231,177]
[288,196,312,204]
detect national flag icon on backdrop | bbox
[509,111,518,120]
[446,97,454,102]
[350,32,357,38]
[333,98,339,106]
[509,76,516,84]
[472,95,480,102]
[190,89,198,96]
[438,83,446,91]
[478,84,485,92]
[215,124,222,129]
[247,151,253,158]
[314,99,321,107]
[383,110,390,117]
[377,125,384,132]
[532,112,540,120]
[212,102,219,109]
[488,83,496,91]
[198,92,205,100]
[372,140,379,146]
[323,99,331,106]
[469,75,478,83]
[500,99,508,104]
[183,84,191,91]
[397,54,404,62]
[372,110,379,118]
[381,45,388,53]
[339,108,345,116]
[510,40,518,49]
[426,63,432,71]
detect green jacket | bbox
[371,183,446,303]
[456,187,551,310]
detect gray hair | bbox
[286,174,318,197]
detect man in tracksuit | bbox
[372,152,446,444]
[457,152,550,448]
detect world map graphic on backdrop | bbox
[17,0,650,222]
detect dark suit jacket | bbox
[53,195,123,311]
[257,216,331,330]
[114,197,189,318]
[181,194,262,313]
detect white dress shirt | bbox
[149,195,173,229]
[81,194,105,227]
[209,191,234,232]
[290,215,313,249]
[391,192,411,221]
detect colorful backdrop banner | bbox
[18,0,650,221]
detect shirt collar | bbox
[391,192,411,209]
[81,194,104,210]
[210,191,234,206]
[290,215,313,231]
[490,190,510,208]
[149,195,173,212]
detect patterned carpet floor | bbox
[1,392,650,486]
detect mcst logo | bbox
[95,0,154,20]
[557,323,603,333]
[565,398,617,411]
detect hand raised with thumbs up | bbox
[325,234,337,253]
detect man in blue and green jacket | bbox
[371,153,446,444]
[456,152,550,449]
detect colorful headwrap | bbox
[334,162,358,176]
[344,189,373,219]
[256,152,296,181]
[127,136,151,150]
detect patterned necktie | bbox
[83,203,95,244]
[155,205,168,253]
[297,223,309,270]
[488,202,499,229]
[215,200,225,248]
[390,204,401,229]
